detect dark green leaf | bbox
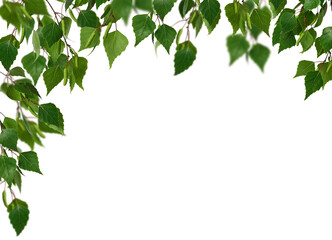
[18,151,42,174]
[305,71,323,99]
[250,7,271,36]
[280,10,297,33]
[24,0,49,15]
[77,10,100,28]
[249,44,270,72]
[0,156,16,185]
[153,0,175,20]
[174,41,196,75]
[10,67,25,77]
[303,0,320,10]
[318,62,332,87]
[199,0,220,26]
[38,103,60,127]
[318,27,332,52]
[43,66,64,94]
[9,204,29,236]
[135,0,152,11]
[0,41,18,71]
[0,129,18,151]
[278,31,296,53]
[111,0,132,24]
[67,57,88,89]
[14,80,41,97]
[225,3,240,34]
[155,24,176,53]
[41,22,63,47]
[226,34,250,65]
[179,0,194,18]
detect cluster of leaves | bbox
[0,0,331,236]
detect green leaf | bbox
[67,57,88,89]
[300,29,315,53]
[14,79,41,97]
[249,44,270,72]
[18,151,42,174]
[250,7,271,36]
[179,0,194,18]
[132,14,156,46]
[103,30,129,68]
[0,129,18,151]
[305,71,323,100]
[9,204,29,236]
[225,3,240,34]
[38,103,61,128]
[0,156,16,185]
[294,60,315,78]
[135,0,153,11]
[155,24,176,53]
[10,67,25,77]
[12,171,22,192]
[65,0,74,10]
[79,27,101,51]
[280,10,297,33]
[278,31,296,53]
[318,27,332,52]
[315,3,327,27]
[269,0,287,17]
[174,41,197,75]
[43,66,64,94]
[190,10,203,37]
[32,31,40,57]
[111,0,132,24]
[153,0,175,20]
[41,22,63,47]
[0,41,18,71]
[22,52,47,85]
[318,62,332,87]
[0,83,21,101]
[3,117,18,130]
[24,0,49,15]
[60,17,72,37]
[77,10,100,28]
[203,8,220,34]
[226,34,250,65]
[0,2,24,30]
[38,107,64,135]
[199,0,221,26]
[303,0,320,10]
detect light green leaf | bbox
[300,29,316,53]
[60,17,72,37]
[225,3,240,34]
[67,57,88,89]
[9,204,29,236]
[132,14,156,46]
[0,129,18,151]
[155,24,176,53]
[294,60,315,78]
[303,0,320,10]
[305,71,323,100]
[226,34,249,65]
[18,151,42,174]
[0,41,18,71]
[250,7,271,36]
[43,66,64,94]
[0,83,21,101]
[318,62,332,87]
[190,10,203,36]
[199,0,221,26]
[0,156,17,185]
[174,41,197,75]
[32,31,40,58]
[249,44,270,72]
[153,0,174,20]
[24,0,49,15]
[103,30,129,68]
[79,27,101,51]
[22,52,47,85]
[41,22,63,47]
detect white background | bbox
[1,1,332,239]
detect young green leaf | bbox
[32,31,40,57]
[250,7,271,36]
[199,0,220,26]
[226,34,249,65]
[18,151,42,174]
[0,156,17,185]
[305,71,323,100]
[132,14,156,46]
[103,30,129,68]
[0,41,18,71]
[0,129,18,151]
[249,44,270,72]
[153,0,175,20]
[294,60,315,78]
[79,27,101,51]
[155,24,176,54]
[67,56,88,89]
[43,66,64,95]
[60,17,72,37]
